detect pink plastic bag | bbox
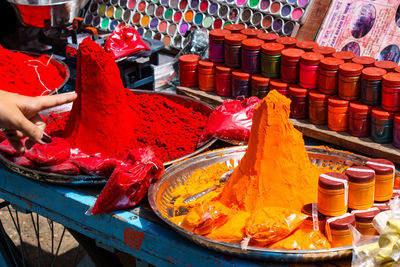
[72,155,121,177]
[40,161,80,175]
[104,25,150,60]
[198,97,261,147]
[25,137,71,166]
[0,139,19,156]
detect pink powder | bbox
[292,7,303,20]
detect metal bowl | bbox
[148,146,399,262]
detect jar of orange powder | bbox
[366,158,395,202]
[328,97,349,132]
[318,172,349,217]
[338,63,364,101]
[198,60,215,92]
[325,213,355,247]
[345,166,375,210]
[351,208,380,236]
[308,90,328,125]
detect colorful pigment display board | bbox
[83,0,314,49]
[316,0,400,63]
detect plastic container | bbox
[361,67,387,106]
[260,42,284,78]
[338,63,363,101]
[366,158,395,202]
[215,65,232,96]
[348,102,371,137]
[198,60,216,92]
[318,57,344,95]
[374,60,398,72]
[241,38,264,74]
[382,72,400,112]
[276,36,297,49]
[351,208,380,236]
[326,213,355,247]
[281,48,305,84]
[289,87,308,119]
[209,29,231,63]
[299,52,324,89]
[394,114,400,148]
[232,71,251,97]
[313,46,336,57]
[296,40,318,52]
[318,172,349,217]
[269,80,288,97]
[371,107,394,144]
[240,28,261,38]
[328,97,349,132]
[223,23,245,33]
[257,32,278,43]
[179,54,200,87]
[345,166,375,210]
[251,74,269,99]
[224,33,247,68]
[352,56,375,67]
[301,203,326,233]
[332,51,355,62]
[309,90,328,125]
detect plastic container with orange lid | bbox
[348,102,372,137]
[325,213,355,247]
[224,33,247,68]
[301,203,327,233]
[352,56,376,67]
[361,67,387,106]
[299,52,324,89]
[382,72,400,112]
[215,65,232,97]
[251,74,269,99]
[276,36,297,49]
[332,51,356,62]
[260,42,284,78]
[241,38,264,74]
[308,90,328,125]
[318,57,344,95]
[394,114,400,148]
[232,71,251,97]
[371,107,394,144]
[223,23,245,33]
[328,97,349,132]
[269,80,288,97]
[240,28,262,38]
[345,166,375,210]
[313,46,336,57]
[351,208,380,236]
[374,60,398,72]
[209,29,231,63]
[296,40,319,52]
[178,54,200,87]
[338,62,364,101]
[289,87,308,119]
[318,172,349,217]
[280,48,305,84]
[257,32,278,43]
[198,60,216,92]
[366,158,395,202]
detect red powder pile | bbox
[0,47,65,96]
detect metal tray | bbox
[148,146,399,262]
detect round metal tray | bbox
[0,90,215,185]
[148,146,399,262]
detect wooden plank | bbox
[176,86,229,107]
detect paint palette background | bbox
[83,0,314,49]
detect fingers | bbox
[29,93,77,113]
[4,132,25,154]
[12,110,46,144]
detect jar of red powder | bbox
[328,97,349,132]
[394,114,400,148]
[269,80,288,97]
[301,203,326,233]
[257,32,278,43]
[178,54,200,87]
[209,29,231,63]
[338,63,364,101]
[232,71,251,98]
[224,33,247,69]
[224,24,245,33]
[251,74,269,99]
[241,38,264,74]
[325,213,355,247]
[289,87,308,119]
[361,67,387,106]
[318,57,344,95]
[299,52,324,89]
[296,41,319,52]
[352,56,375,67]
[313,46,336,57]
[382,72,400,112]
[351,208,380,236]
[345,166,375,210]
[374,60,398,73]
[240,28,261,39]
[198,60,215,92]
[276,36,298,49]
[281,48,305,84]
[332,51,355,62]
[261,42,284,79]
[371,107,394,144]
[309,90,328,125]
[318,172,349,217]
[215,65,232,97]
[348,102,371,137]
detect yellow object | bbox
[318,186,348,217]
[349,179,375,210]
[106,6,114,18]
[269,227,331,250]
[141,16,150,27]
[327,228,353,247]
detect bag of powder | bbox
[40,161,80,175]
[25,137,70,166]
[0,139,19,156]
[89,148,164,215]
[72,154,121,177]
[13,156,35,168]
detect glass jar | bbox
[296,40,318,52]
[374,60,398,72]
[328,97,349,132]
[178,54,200,87]
[260,42,284,78]
[352,208,380,236]
[223,23,245,33]
[366,159,395,202]
[301,203,326,233]
[308,91,328,125]
[269,80,288,97]
[345,166,375,210]
[224,33,246,69]
[289,87,308,119]
[348,102,371,137]
[382,72,400,112]
[338,63,363,101]
[209,29,231,63]
[299,52,324,89]
[198,60,215,92]
[318,57,344,95]
[276,36,298,49]
[313,46,336,57]
[352,56,375,67]
[215,65,232,97]
[251,74,269,99]
[257,32,278,43]
[371,107,394,144]
[361,67,387,106]
[240,28,262,38]
[241,38,264,74]
[281,48,305,84]
[332,51,355,62]
[326,213,356,248]
[232,71,251,98]
[318,172,349,217]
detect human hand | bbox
[0,90,77,153]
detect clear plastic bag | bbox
[25,137,71,166]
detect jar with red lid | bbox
[269,80,288,97]
[215,66,232,97]
[332,51,355,62]
[318,57,344,95]
[261,42,284,78]
[296,41,319,52]
[309,91,328,125]
[257,32,278,43]
[313,46,336,57]
[351,208,380,236]
[179,54,200,87]
[366,158,395,202]
[328,97,349,132]
[301,203,326,233]
[338,63,364,101]
[240,28,261,38]
[209,29,231,63]
[289,87,308,119]
[318,172,349,217]
[382,72,400,112]
[198,60,216,92]
[241,38,264,74]
[281,48,305,84]
[325,213,355,247]
[224,24,245,33]
[371,107,394,143]
[361,67,387,106]
[251,74,269,99]
[299,52,324,89]
[276,36,297,49]
[349,102,371,137]
[394,114,400,148]
[224,33,247,68]
[345,166,375,210]
[232,71,251,97]
[352,56,375,67]
[374,60,398,72]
